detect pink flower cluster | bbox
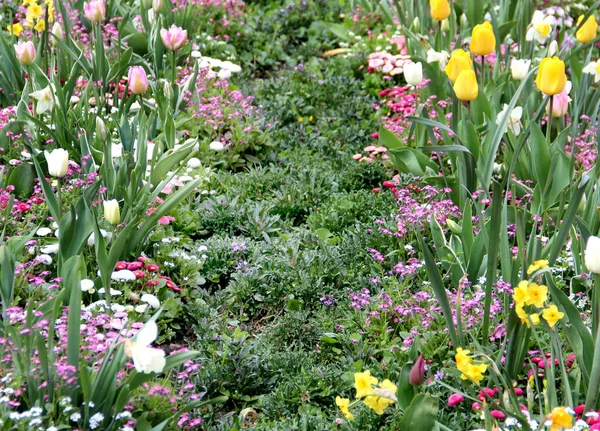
[367,51,410,77]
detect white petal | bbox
[135,320,158,348]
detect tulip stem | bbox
[480,56,485,88]
[57,178,63,221]
[594,273,600,338]
[546,96,553,145]
[171,51,177,88]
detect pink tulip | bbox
[448,394,464,407]
[128,66,148,95]
[84,0,106,23]
[409,355,426,386]
[547,81,571,118]
[160,25,188,51]
[14,41,36,66]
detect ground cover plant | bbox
[3,0,600,430]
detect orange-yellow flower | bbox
[549,406,573,431]
[542,304,565,328]
[536,57,567,96]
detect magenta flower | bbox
[448,394,464,407]
[160,24,188,51]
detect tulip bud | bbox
[548,40,558,56]
[44,148,69,178]
[153,0,164,13]
[576,14,598,44]
[510,58,530,80]
[448,393,464,406]
[441,18,450,32]
[585,236,600,274]
[409,355,426,386]
[103,199,121,225]
[51,22,64,46]
[546,81,571,118]
[470,21,496,56]
[536,56,567,96]
[96,117,107,141]
[14,41,36,66]
[404,62,423,87]
[460,14,469,29]
[453,69,478,101]
[446,219,462,235]
[163,79,173,100]
[84,0,106,23]
[445,49,473,82]
[128,66,149,95]
[429,0,451,22]
[160,24,188,51]
[411,17,420,33]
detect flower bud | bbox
[460,14,469,29]
[409,355,426,386]
[441,18,450,32]
[546,81,571,118]
[411,17,420,33]
[160,24,188,51]
[453,69,478,101]
[51,22,64,46]
[128,66,149,95]
[446,219,462,235]
[14,41,36,66]
[84,0,106,23]
[44,148,69,178]
[470,21,496,56]
[153,0,164,13]
[548,40,558,56]
[585,236,600,274]
[536,56,566,96]
[163,79,173,100]
[103,199,121,225]
[96,117,107,141]
[404,62,423,87]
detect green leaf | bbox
[397,364,416,409]
[7,163,35,199]
[400,394,439,431]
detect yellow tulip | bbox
[430,0,451,21]
[470,21,496,56]
[445,49,473,82]
[536,56,567,96]
[453,70,478,101]
[576,14,598,44]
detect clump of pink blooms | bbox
[367,51,410,77]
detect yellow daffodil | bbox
[453,69,478,101]
[525,282,548,308]
[536,57,567,96]
[460,362,487,384]
[529,313,540,326]
[470,21,496,56]
[576,14,598,44]
[542,304,565,328]
[335,397,354,421]
[429,0,451,21]
[27,4,44,20]
[445,49,473,82]
[512,280,530,306]
[354,370,377,399]
[527,259,549,275]
[34,20,45,32]
[549,407,573,431]
[363,379,397,415]
[7,22,24,37]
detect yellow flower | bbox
[354,370,377,399]
[297,117,303,123]
[23,0,37,5]
[453,69,478,101]
[542,304,564,328]
[576,14,598,44]
[335,397,354,421]
[455,348,472,369]
[527,259,549,275]
[460,362,487,384]
[429,0,451,21]
[34,20,45,32]
[363,380,397,415]
[525,282,548,308]
[470,21,496,56]
[515,303,527,323]
[536,57,567,96]
[7,22,24,37]
[512,280,530,307]
[549,407,573,431]
[445,49,473,82]
[529,313,540,326]
[27,4,44,20]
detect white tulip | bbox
[44,148,69,178]
[141,293,161,309]
[403,61,423,87]
[585,236,600,274]
[495,104,523,136]
[510,59,531,80]
[126,321,166,374]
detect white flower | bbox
[141,293,161,308]
[111,270,136,282]
[526,11,554,44]
[209,141,224,151]
[583,59,600,83]
[36,227,52,237]
[30,85,56,114]
[426,49,450,70]
[89,412,104,429]
[126,321,166,374]
[585,236,600,274]
[112,143,124,158]
[81,279,95,292]
[135,304,148,313]
[495,104,523,136]
[98,287,123,296]
[510,58,531,80]
[548,40,558,56]
[44,148,69,178]
[87,229,108,246]
[403,61,423,87]
[40,243,59,254]
[187,157,201,168]
[221,61,242,73]
[218,68,232,80]
[37,254,53,265]
[70,412,82,422]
